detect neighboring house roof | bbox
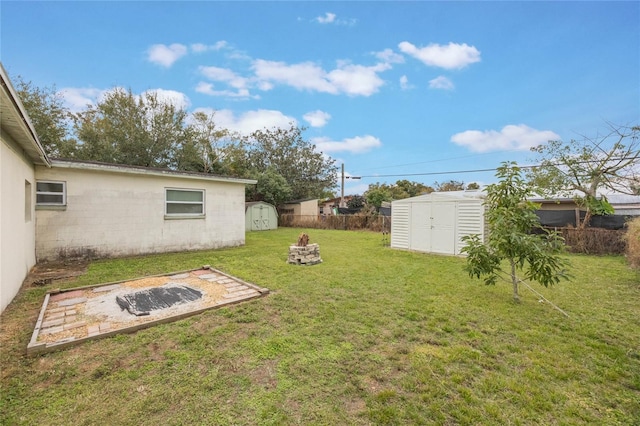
[49,158,257,185]
[0,62,50,166]
[531,193,640,207]
[282,198,318,204]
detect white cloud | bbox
[199,66,249,90]
[195,82,253,99]
[312,135,382,154]
[58,87,107,112]
[59,87,191,113]
[398,41,481,70]
[375,48,405,64]
[252,59,389,97]
[195,108,296,135]
[303,110,331,127]
[313,12,357,26]
[316,12,336,24]
[197,65,253,98]
[399,75,413,90]
[146,43,188,68]
[429,76,454,90]
[328,62,390,96]
[253,60,336,93]
[451,124,560,153]
[190,41,227,53]
[142,89,191,109]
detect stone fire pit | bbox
[288,233,322,265]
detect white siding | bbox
[456,199,485,254]
[390,202,410,249]
[1,136,37,312]
[35,166,248,261]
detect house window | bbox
[165,188,205,217]
[36,181,66,206]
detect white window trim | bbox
[36,180,67,207]
[165,188,205,219]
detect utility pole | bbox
[340,163,361,208]
[341,163,345,207]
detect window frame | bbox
[164,188,205,219]
[36,180,67,207]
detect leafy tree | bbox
[364,183,393,208]
[462,162,568,302]
[13,76,76,157]
[466,182,480,190]
[73,89,190,168]
[394,180,434,198]
[435,180,465,192]
[528,123,640,228]
[245,167,292,207]
[181,110,235,174]
[347,195,365,209]
[244,124,337,201]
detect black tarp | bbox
[116,285,203,316]
[535,210,633,230]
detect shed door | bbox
[252,205,268,231]
[261,208,271,230]
[430,202,456,254]
[410,202,431,252]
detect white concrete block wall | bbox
[35,166,247,261]
[1,137,37,312]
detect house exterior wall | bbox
[35,165,248,261]
[280,199,319,218]
[1,135,37,312]
[298,199,319,216]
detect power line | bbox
[357,167,501,179]
[352,151,518,173]
[354,157,638,180]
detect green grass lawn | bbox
[1,228,639,425]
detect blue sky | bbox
[2,1,638,195]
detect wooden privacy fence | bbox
[279,214,391,233]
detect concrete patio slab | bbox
[27,266,269,355]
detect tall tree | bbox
[180,110,236,174]
[347,194,366,209]
[245,167,292,207]
[244,124,337,201]
[13,76,76,157]
[435,180,465,192]
[466,182,480,190]
[528,123,640,228]
[364,183,393,208]
[73,89,189,168]
[394,180,434,198]
[462,163,568,302]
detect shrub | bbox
[556,226,627,255]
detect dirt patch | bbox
[26,260,89,287]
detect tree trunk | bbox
[510,259,520,302]
[579,209,592,230]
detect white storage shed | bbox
[391,191,487,255]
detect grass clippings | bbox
[1,228,639,425]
